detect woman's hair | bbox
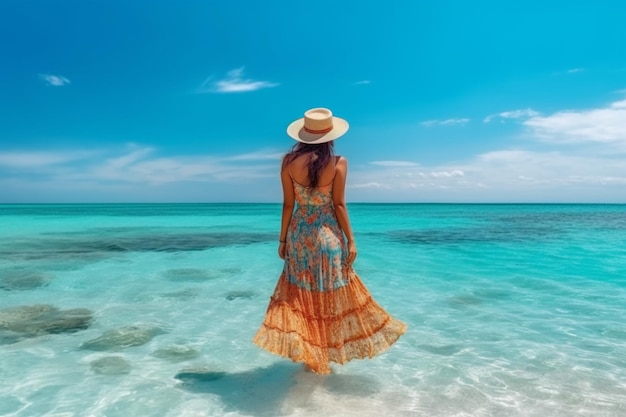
[282,142,334,187]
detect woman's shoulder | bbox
[335,155,348,165]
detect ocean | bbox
[1,203,625,417]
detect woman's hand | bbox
[278,242,287,259]
[346,241,357,266]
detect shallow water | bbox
[1,203,625,416]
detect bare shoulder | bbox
[280,159,291,174]
[335,155,348,167]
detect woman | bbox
[253,108,406,374]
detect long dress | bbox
[253,178,407,374]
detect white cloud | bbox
[430,170,464,178]
[104,147,155,169]
[421,118,470,127]
[484,108,539,123]
[116,157,219,184]
[0,151,94,167]
[524,98,626,144]
[350,182,386,189]
[355,80,371,85]
[370,160,419,167]
[39,74,71,86]
[611,99,626,109]
[2,142,625,202]
[91,147,278,184]
[0,146,281,189]
[200,67,278,93]
[226,150,283,161]
[471,150,626,188]
[5,93,626,203]
[567,68,585,74]
[346,148,626,202]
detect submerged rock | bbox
[152,345,201,362]
[417,344,464,356]
[0,270,51,291]
[90,356,131,375]
[162,268,216,282]
[80,325,165,351]
[225,290,256,301]
[219,268,242,275]
[0,304,93,339]
[447,294,483,306]
[0,331,25,345]
[0,304,52,328]
[159,288,199,300]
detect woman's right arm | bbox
[332,157,357,265]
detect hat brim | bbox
[286,117,349,144]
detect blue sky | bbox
[1,0,625,203]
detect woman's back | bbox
[286,153,337,188]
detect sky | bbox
[1,0,625,203]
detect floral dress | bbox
[253,177,406,374]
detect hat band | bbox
[303,125,333,134]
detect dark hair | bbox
[282,142,335,187]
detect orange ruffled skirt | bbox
[253,269,407,374]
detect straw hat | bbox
[286,108,349,144]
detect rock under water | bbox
[0,270,51,291]
[162,268,216,282]
[159,288,199,300]
[152,345,201,362]
[90,356,132,375]
[0,304,93,343]
[80,325,165,351]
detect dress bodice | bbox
[292,179,333,207]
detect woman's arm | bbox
[278,164,295,259]
[332,156,357,265]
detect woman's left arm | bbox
[278,165,295,259]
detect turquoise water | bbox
[1,203,625,417]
